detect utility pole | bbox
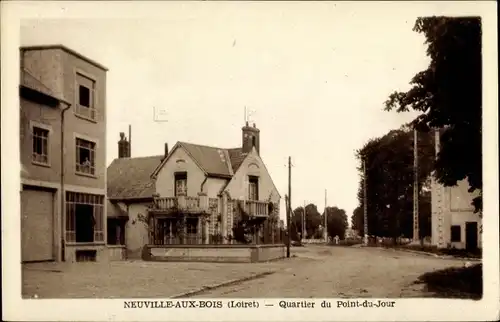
[413,128,420,243]
[363,156,368,246]
[324,189,328,242]
[303,200,306,240]
[286,156,292,258]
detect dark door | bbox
[465,222,478,250]
[75,204,95,243]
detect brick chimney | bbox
[242,121,260,154]
[164,143,169,158]
[118,132,130,158]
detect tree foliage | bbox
[384,17,482,213]
[324,206,348,239]
[351,206,364,236]
[291,203,322,239]
[355,125,434,239]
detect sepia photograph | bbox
[2,1,498,321]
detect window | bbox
[174,172,187,196]
[248,176,259,200]
[75,73,96,120]
[79,86,90,107]
[65,192,104,243]
[76,138,96,175]
[107,218,126,245]
[32,127,49,164]
[450,225,461,242]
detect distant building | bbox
[20,45,108,262]
[431,129,481,250]
[106,122,282,259]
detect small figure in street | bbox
[334,235,340,245]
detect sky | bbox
[20,3,429,224]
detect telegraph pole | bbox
[286,156,292,258]
[363,156,368,246]
[324,189,328,242]
[413,128,420,243]
[303,200,306,240]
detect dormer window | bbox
[175,172,187,196]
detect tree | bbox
[351,206,364,236]
[384,17,482,213]
[292,203,322,239]
[355,125,435,240]
[324,206,348,239]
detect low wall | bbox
[302,239,325,244]
[107,245,127,261]
[146,244,286,263]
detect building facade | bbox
[431,129,482,250]
[106,123,282,260]
[20,45,108,262]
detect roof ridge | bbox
[114,154,163,160]
[179,141,228,151]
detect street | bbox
[189,245,470,298]
[22,245,469,299]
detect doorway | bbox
[465,222,478,251]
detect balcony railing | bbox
[151,195,210,214]
[153,197,177,210]
[239,200,270,217]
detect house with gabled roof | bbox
[107,122,281,259]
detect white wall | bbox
[224,148,280,204]
[155,146,206,198]
[431,178,482,249]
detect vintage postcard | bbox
[1,1,499,321]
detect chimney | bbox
[118,132,130,158]
[242,122,260,154]
[164,143,169,158]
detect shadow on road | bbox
[416,263,482,300]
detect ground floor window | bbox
[107,218,126,245]
[66,192,105,243]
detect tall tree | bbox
[384,17,482,213]
[355,125,435,240]
[292,203,322,239]
[351,206,364,236]
[324,206,348,239]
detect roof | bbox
[107,200,128,218]
[151,142,249,179]
[108,141,278,202]
[107,155,164,200]
[180,142,248,178]
[227,148,247,173]
[20,44,108,71]
[20,69,70,104]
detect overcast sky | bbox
[20,3,430,223]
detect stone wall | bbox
[147,244,285,263]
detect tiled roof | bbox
[107,155,164,200]
[227,148,247,173]
[180,142,244,177]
